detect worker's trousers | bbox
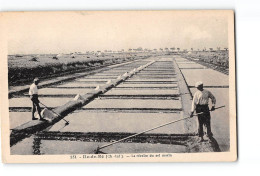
[196,105,213,138]
[31,94,41,119]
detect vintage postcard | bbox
[0,10,236,163]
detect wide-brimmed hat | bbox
[195,81,203,88]
[33,78,39,82]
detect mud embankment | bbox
[8,57,145,86]
[179,51,229,75]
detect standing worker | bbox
[29,78,44,120]
[190,81,216,142]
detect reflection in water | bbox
[209,137,221,152]
[32,137,42,155]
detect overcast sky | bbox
[5,11,231,54]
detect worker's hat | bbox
[195,81,203,88]
[33,78,39,82]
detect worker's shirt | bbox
[29,83,38,95]
[191,89,216,112]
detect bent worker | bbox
[190,81,216,142]
[29,78,44,120]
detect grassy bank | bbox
[8,53,152,86]
[181,51,229,67]
[180,51,229,74]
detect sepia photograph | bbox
[0,10,236,163]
